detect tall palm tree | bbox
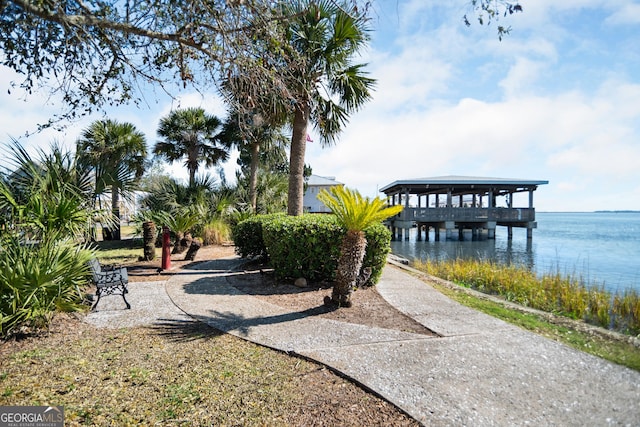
[280,0,375,216]
[154,107,228,188]
[77,119,147,240]
[318,186,402,307]
[218,111,289,212]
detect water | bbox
[390,212,640,293]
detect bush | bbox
[233,214,392,286]
[262,215,343,282]
[362,223,393,285]
[232,213,285,259]
[0,235,93,338]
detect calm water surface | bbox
[390,212,640,292]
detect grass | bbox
[92,238,146,265]
[412,263,640,372]
[415,258,640,335]
[0,320,414,426]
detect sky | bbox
[1,0,640,212]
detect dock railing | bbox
[398,207,535,223]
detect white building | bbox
[303,175,344,213]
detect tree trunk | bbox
[287,102,310,216]
[172,231,192,254]
[188,139,198,187]
[142,221,156,261]
[111,186,121,240]
[249,141,260,212]
[329,230,367,307]
[184,237,202,261]
[172,231,184,254]
[189,167,196,188]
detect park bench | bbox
[88,258,131,311]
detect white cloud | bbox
[308,75,640,211]
[605,3,640,25]
[498,57,547,98]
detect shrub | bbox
[0,235,93,338]
[232,213,284,259]
[233,214,392,286]
[262,214,343,282]
[362,223,393,286]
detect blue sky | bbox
[2,0,640,211]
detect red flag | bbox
[306,133,313,142]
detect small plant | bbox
[0,234,93,337]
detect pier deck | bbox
[380,176,548,241]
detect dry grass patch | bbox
[0,314,417,426]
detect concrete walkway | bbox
[88,257,640,426]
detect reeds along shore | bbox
[414,259,640,336]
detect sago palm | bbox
[318,186,402,307]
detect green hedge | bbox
[232,214,392,286]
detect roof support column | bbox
[529,189,534,208]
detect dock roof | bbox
[380,175,548,195]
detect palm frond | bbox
[318,186,403,232]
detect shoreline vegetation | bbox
[412,258,640,371]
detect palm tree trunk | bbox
[249,141,260,212]
[287,102,310,216]
[188,167,196,188]
[111,186,121,240]
[331,230,367,307]
[187,140,198,187]
[172,231,185,254]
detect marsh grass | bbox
[415,258,640,335]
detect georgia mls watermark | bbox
[0,406,64,427]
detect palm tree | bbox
[154,107,228,188]
[218,111,289,212]
[280,0,375,216]
[77,119,147,240]
[318,186,402,307]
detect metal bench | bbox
[88,258,131,310]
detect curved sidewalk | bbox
[161,257,640,426]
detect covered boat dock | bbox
[380,176,548,241]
